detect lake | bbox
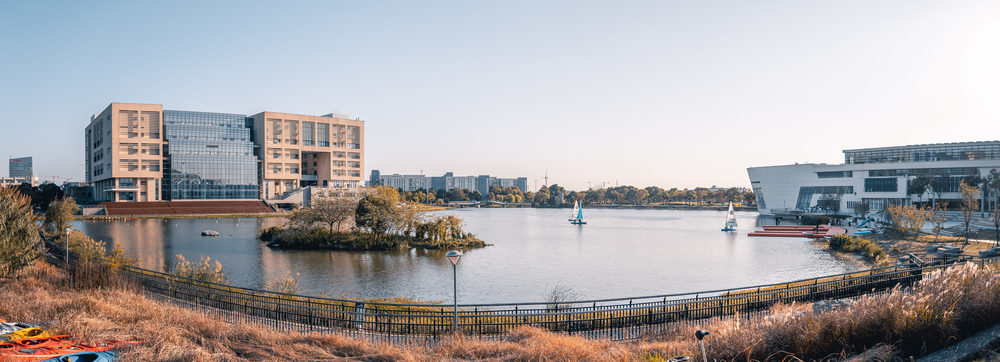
[72,208,857,304]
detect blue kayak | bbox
[41,350,117,362]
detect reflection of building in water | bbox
[81,219,169,271]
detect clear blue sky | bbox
[2,1,999,191]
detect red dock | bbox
[747,225,846,238]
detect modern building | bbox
[85,103,364,202]
[747,141,1000,216]
[9,157,32,179]
[250,111,364,198]
[371,170,528,193]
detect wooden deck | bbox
[748,225,847,238]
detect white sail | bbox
[571,201,580,219]
[724,202,738,229]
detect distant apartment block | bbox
[371,170,527,193]
[1,176,37,187]
[9,157,32,179]
[85,103,364,202]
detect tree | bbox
[356,187,399,235]
[470,190,482,201]
[885,204,931,239]
[992,193,1000,247]
[930,201,949,241]
[743,190,756,207]
[311,194,359,233]
[988,169,1000,246]
[445,188,468,202]
[851,202,870,220]
[0,186,42,277]
[930,176,952,208]
[44,196,79,237]
[910,174,934,204]
[960,180,980,247]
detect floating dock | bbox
[748,225,847,238]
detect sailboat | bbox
[569,200,587,225]
[721,202,737,231]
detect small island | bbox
[258,186,486,251]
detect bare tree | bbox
[989,169,1000,246]
[930,201,949,242]
[960,180,980,248]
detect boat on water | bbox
[721,202,738,231]
[568,200,587,225]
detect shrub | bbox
[258,226,281,242]
[828,234,887,262]
[0,186,42,277]
[170,255,228,284]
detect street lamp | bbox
[64,228,71,265]
[445,250,463,333]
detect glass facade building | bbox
[162,111,258,200]
[845,142,1000,164]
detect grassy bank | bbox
[259,227,487,251]
[4,260,1000,361]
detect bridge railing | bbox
[43,239,998,341]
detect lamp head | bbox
[695,330,711,340]
[445,250,463,266]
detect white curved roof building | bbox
[747,141,1000,216]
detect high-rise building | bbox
[85,103,165,202]
[250,111,365,198]
[162,110,258,200]
[86,103,365,202]
[9,156,33,179]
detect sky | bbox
[2,1,1000,191]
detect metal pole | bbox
[64,228,70,265]
[452,263,458,333]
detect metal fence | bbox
[43,239,997,343]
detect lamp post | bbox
[445,250,463,333]
[64,228,71,265]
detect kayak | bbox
[40,350,117,362]
[0,336,113,361]
[0,323,40,335]
[1,328,52,342]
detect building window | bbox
[864,178,898,192]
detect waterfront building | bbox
[250,111,364,198]
[372,170,527,193]
[163,110,258,200]
[86,103,364,202]
[747,141,1000,216]
[8,157,32,179]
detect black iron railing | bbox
[43,239,996,343]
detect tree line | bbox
[397,184,756,207]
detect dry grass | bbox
[4,260,1000,361]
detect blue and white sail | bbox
[569,200,587,224]
[721,202,738,231]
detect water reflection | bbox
[72,209,857,304]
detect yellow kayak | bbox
[0,327,51,342]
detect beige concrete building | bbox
[250,112,365,198]
[86,103,365,202]
[85,103,165,202]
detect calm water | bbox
[72,208,856,304]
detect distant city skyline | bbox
[3,1,1000,191]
